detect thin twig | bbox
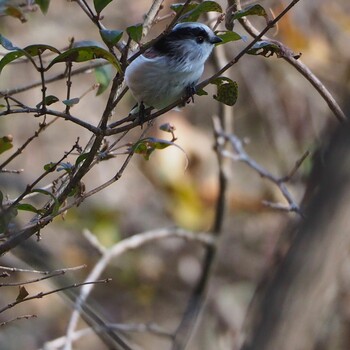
[65,62,73,114]
[0,279,111,314]
[4,141,78,212]
[198,0,303,90]
[37,51,47,113]
[42,322,172,350]
[142,0,165,38]
[0,265,87,286]
[0,168,23,174]
[0,264,86,275]
[171,23,231,347]
[0,118,58,172]
[0,108,101,135]
[0,314,37,327]
[74,0,104,30]
[220,131,304,216]
[0,61,108,97]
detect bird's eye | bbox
[196,36,205,44]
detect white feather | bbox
[125,22,219,110]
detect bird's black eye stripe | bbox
[170,27,209,42]
[153,27,209,55]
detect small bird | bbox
[124,22,222,111]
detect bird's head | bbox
[153,22,222,64]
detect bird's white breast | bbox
[125,54,204,110]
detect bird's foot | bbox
[185,83,196,104]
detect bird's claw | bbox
[185,84,196,104]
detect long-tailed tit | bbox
[124,22,222,111]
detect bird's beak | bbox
[210,35,223,44]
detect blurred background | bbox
[0,0,349,349]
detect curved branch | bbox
[237,4,347,123]
[63,227,215,350]
[0,108,102,135]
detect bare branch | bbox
[0,108,101,135]
[142,0,165,38]
[0,61,108,97]
[0,264,86,275]
[235,0,347,123]
[241,124,350,350]
[0,279,111,314]
[217,128,304,216]
[4,141,79,212]
[171,29,232,348]
[197,0,303,91]
[63,227,215,350]
[0,265,87,286]
[0,168,23,174]
[0,118,58,172]
[0,314,37,327]
[42,322,171,350]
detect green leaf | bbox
[94,0,113,13]
[75,153,89,166]
[68,181,85,197]
[35,0,50,14]
[43,162,56,171]
[159,123,176,133]
[0,50,27,74]
[0,205,18,234]
[47,46,121,72]
[73,40,105,48]
[32,188,60,215]
[17,203,42,214]
[133,137,186,161]
[211,77,238,106]
[126,24,143,43]
[174,1,222,22]
[0,44,60,74]
[170,3,198,15]
[0,135,13,155]
[196,88,208,96]
[100,29,123,47]
[232,4,268,20]
[5,5,26,23]
[36,95,59,108]
[95,65,113,95]
[216,30,243,45]
[62,97,80,107]
[247,40,281,57]
[132,138,169,160]
[0,35,18,50]
[23,44,60,56]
